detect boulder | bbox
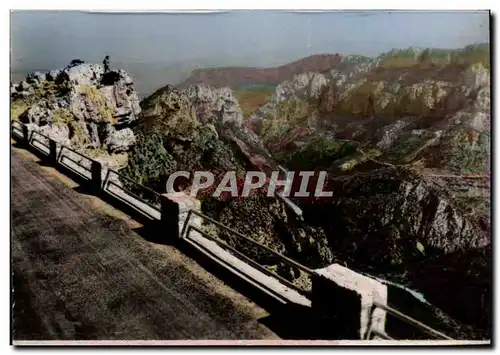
[17,81,32,92]
[104,126,136,153]
[57,63,104,87]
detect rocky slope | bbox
[11,60,142,170]
[198,46,492,338]
[125,84,276,180]
[252,61,490,171]
[177,54,342,89]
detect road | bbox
[11,148,278,341]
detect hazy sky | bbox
[10,10,489,72]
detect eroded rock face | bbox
[11,61,141,156]
[140,84,243,126]
[253,57,491,178]
[183,84,245,125]
[233,52,491,336]
[138,83,275,170]
[252,57,379,124]
[298,167,489,268]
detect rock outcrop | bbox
[249,47,490,179]
[136,83,275,174]
[11,61,141,161]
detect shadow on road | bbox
[257,303,333,340]
[132,223,170,245]
[131,223,326,339]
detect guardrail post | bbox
[22,125,30,146]
[161,192,202,243]
[49,139,57,164]
[90,160,102,191]
[311,264,388,340]
[160,194,181,241]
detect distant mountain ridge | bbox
[177,54,343,89]
[178,42,490,90]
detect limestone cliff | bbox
[11,61,142,169]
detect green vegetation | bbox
[389,130,438,164]
[51,109,91,148]
[10,99,29,121]
[331,80,379,116]
[78,85,116,124]
[122,131,177,189]
[284,135,359,171]
[234,83,277,93]
[37,80,59,98]
[451,44,490,68]
[444,129,490,174]
[68,120,88,148]
[364,148,382,159]
[417,49,432,62]
[51,108,74,126]
[140,91,199,138]
[233,88,273,120]
[379,44,490,69]
[122,117,247,198]
[452,191,490,224]
[261,99,316,139]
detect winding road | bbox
[11,147,278,341]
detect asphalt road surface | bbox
[11,149,278,341]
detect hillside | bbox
[178,54,342,89]
[234,44,490,338]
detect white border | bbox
[2,1,497,354]
[4,2,497,10]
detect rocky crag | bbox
[11,60,142,170]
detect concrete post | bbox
[160,192,202,242]
[49,140,57,164]
[160,194,181,241]
[90,160,102,191]
[311,263,388,340]
[22,125,30,146]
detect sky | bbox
[10,10,490,95]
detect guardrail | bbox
[103,169,161,213]
[365,302,453,340]
[29,131,52,155]
[11,120,25,140]
[180,209,314,297]
[11,120,454,341]
[180,209,454,340]
[11,121,153,218]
